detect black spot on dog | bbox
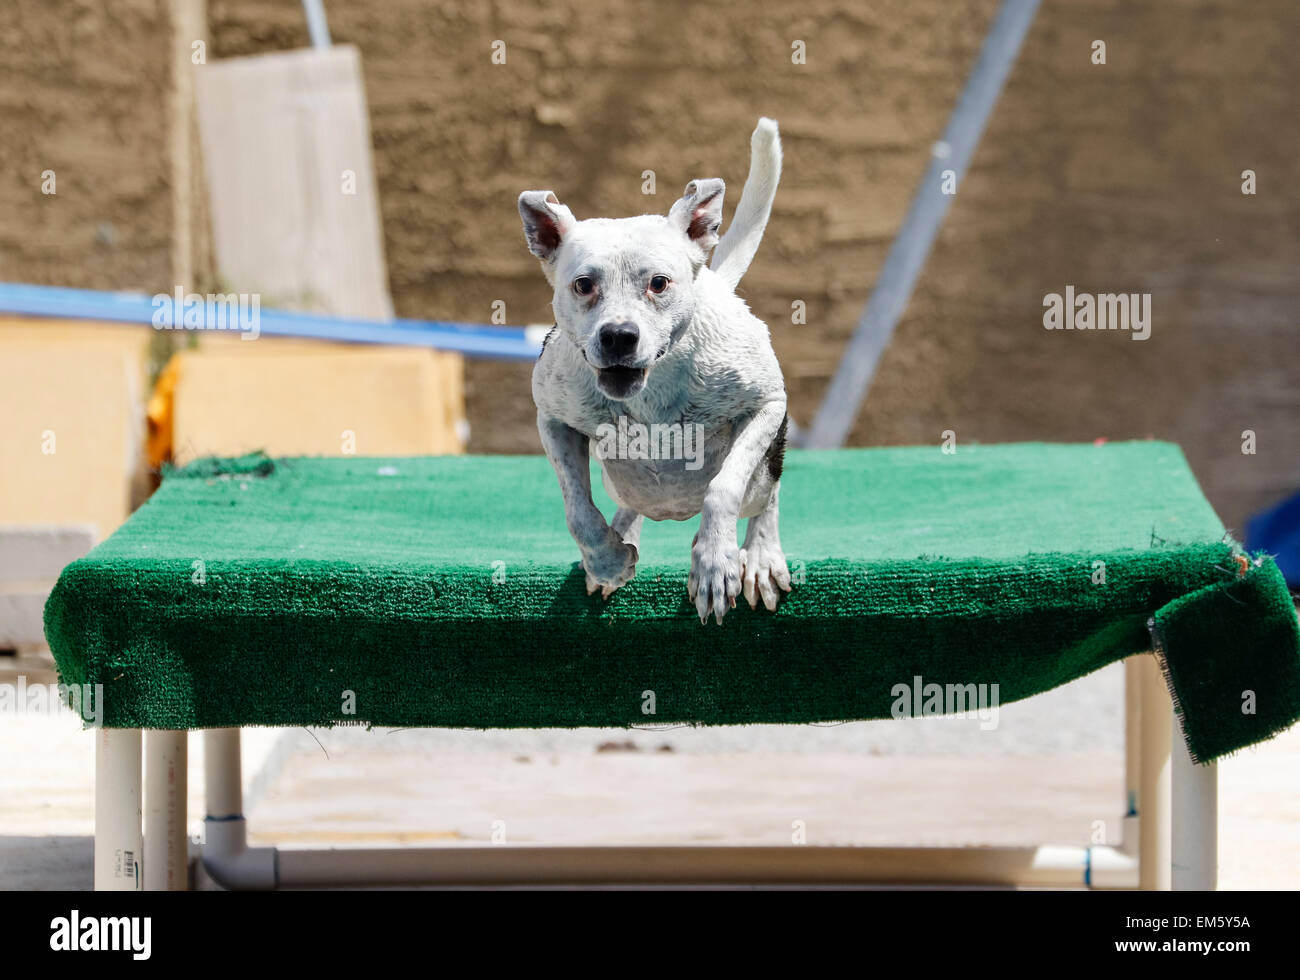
[539,324,557,358]
[766,414,789,481]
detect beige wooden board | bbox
[193,44,464,452]
[171,346,460,459]
[195,44,393,320]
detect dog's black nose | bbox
[598,322,639,360]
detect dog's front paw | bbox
[688,533,741,625]
[583,533,638,599]
[740,543,792,612]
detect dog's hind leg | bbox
[740,485,792,612]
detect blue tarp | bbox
[1248,492,1300,589]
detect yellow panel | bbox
[0,316,153,363]
[171,346,464,460]
[0,334,146,540]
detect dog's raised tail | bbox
[709,117,782,290]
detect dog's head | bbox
[518,180,724,400]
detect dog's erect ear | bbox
[668,178,725,253]
[518,191,576,261]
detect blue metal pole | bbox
[804,0,1042,449]
[302,0,332,50]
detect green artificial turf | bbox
[44,441,1300,762]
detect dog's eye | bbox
[648,275,671,294]
[572,277,595,297]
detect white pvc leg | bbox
[1121,657,1141,855]
[1137,655,1171,890]
[204,727,242,819]
[202,727,276,890]
[1171,719,1217,890]
[94,728,143,891]
[144,730,189,890]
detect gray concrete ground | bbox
[3,661,1298,889]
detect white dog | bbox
[520,118,789,624]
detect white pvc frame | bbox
[93,653,1217,890]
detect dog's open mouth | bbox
[596,365,648,399]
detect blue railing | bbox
[0,281,543,360]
